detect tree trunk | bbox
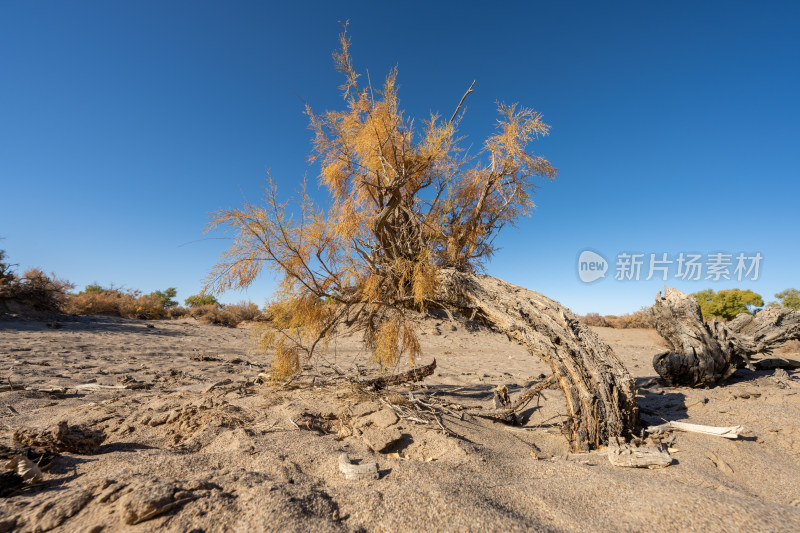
[437,269,639,452]
[652,288,800,386]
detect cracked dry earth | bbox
[2,315,800,532]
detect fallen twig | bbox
[646,421,743,439]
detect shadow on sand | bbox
[0,315,187,337]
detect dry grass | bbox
[63,289,167,319]
[64,288,264,327]
[580,307,656,329]
[0,268,74,313]
[118,294,168,320]
[62,291,124,316]
[169,301,264,327]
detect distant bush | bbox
[185,293,219,307]
[151,287,179,309]
[579,307,655,329]
[62,290,122,316]
[0,250,260,325]
[175,300,263,327]
[0,251,74,313]
[63,285,167,319]
[19,269,73,311]
[166,305,190,319]
[84,284,104,294]
[226,301,263,324]
[0,250,16,286]
[580,312,610,327]
[692,288,763,320]
[62,284,262,325]
[771,289,800,311]
[118,293,168,320]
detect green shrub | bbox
[774,289,800,311]
[185,293,219,307]
[84,284,104,294]
[151,287,179,309]
[692,288,763,320]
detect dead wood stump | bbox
[652,288,800,386]
[437,269,639,452]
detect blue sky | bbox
[1,1,798,314]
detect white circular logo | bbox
[578,250,608,283]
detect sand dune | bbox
[2,314,800,531]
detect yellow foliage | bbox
[64,290,166,320]
[205,27,556,380]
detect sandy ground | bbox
[1,314,800,532]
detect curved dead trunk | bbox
[437,269,639,452]
[652,288,800,386]
[651,288,739,385]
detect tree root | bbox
[356,359,437,390]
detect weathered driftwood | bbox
[338,453,378,480]
[2,453,43,483]
[607,444,672,468]
[74,383,149,391]
[755,358,800,370]
[437,270,639,452]
[728,308,800,346]
[558,444,672,468]
[357,359,437,390]
[646,421,743,439]
[466,375,556,423]
[23,386,68,394]
[652,288,800,386]
[14,421,106,454]
[14,382,149,394]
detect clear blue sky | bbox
[1,1,798,314]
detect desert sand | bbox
[2,313,800,532]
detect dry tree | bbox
[205,28,638,451]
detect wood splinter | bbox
[338,453,378,481]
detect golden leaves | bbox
[204,28,556,382]
[372,316,421,369]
